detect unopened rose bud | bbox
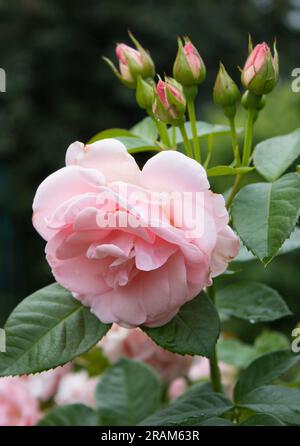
[152,77,186,125]
[173,37,206,87]
[103,32,155,88]
[213,63,240,118]
[136,76,154,111]
[241,41,279,95]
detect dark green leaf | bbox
[0,283,110,376]
[231,173,300,265]
[142,293,220,357]
[239,385,300,425]
[198,417,234,426]
[240,414,285,426]
[233,227,300,262]
[140,388,233,426]
[38,404,100,426]
[95,359,161,426]
[216,281,291,323]
[234,350,300,402]
[253,129,300,182]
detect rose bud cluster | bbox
[173,36,206,87]
[213,63,240,118]
[241,41,279,96]
[103,32,155,88]
[152,77,186,125]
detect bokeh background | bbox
[0,0,299,342]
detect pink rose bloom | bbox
[26,363,72,402]
[0,377,41,426]
[168,377,187,400]
[55,371,98,407]
[32,139,239,328]
[100,324,192,382]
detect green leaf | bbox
[231,173,300,265]
[0,283,110,376]
[75,346,110,377]
[140,388,233,426]
[88,128,135,142]
[217,339,256,369]
[116,136,160,153]
[170,121,234,144]
[240,414,285,426]
[38,404,100,426]
[234,350,300,402]
[142,293,220,357]
[130,117,158,143]
[95,359,161,426]
[198,417,234,426]
[253,330,290,356]
[253,128,300,182]
[233,227,300,262]
[207,166,255,177]
[216,281,291,323]
[239,385,300,425]
[88,129,160,154]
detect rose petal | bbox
[33,166,105,240]
[66,139,141,185]
[141,151,209,193]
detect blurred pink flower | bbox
[100,324,192,382]
[0,377,41,426]
[55,371,98,407]
[168,377,187,400]
[26,363,72,401]
[188,356,237,396]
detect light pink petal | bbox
[65,139,141,185]
[48,193,98,230]
[32,166,105,240]
[141,151,209,193]
[89,282,148,327]
[134,237,177,271]
[210,226,240,277]
[140,254,190,327]
[46,244,110,295]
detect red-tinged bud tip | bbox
[173,37,206,86]
[156,79,168,107]
[242,41,279,95]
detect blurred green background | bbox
[0,0,299,341]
